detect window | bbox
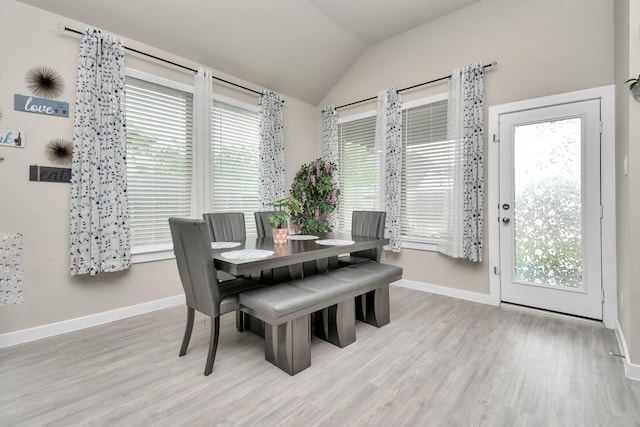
[125,73,193,252]
[401,98,449,242]
[211,96,261,236]
[337,113,377,231]
[125,72,261,260]
[337,94,449,249]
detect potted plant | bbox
[290,158,339,234]
[625,74,640,101]
[267,196,303,244]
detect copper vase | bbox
[272,228,288,245]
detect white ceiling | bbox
[17,0,481,105]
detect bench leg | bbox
[243,313,265,338]
[236,311,245,332]
[314,299,356,348]
[360,285,390,327]
[264,316,311,375]
[355,295,366,322]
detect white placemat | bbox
[314,239,355,246]
[287,235,319,240]
[220,249,274,260]
[211,242,242,249]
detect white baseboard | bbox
[0,294,185,349]
[615,320,640,381]
[392,279,496,306]
[0,280,490,348]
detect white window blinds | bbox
[337,97,449,244]
[211,100,261,236]
[125,76,193,249]
[401,99,449,240]
[338,114,377,231]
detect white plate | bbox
[287,235,319,240]
[211,242,242,249]
[220,249,274,260]
[314,239,355,246]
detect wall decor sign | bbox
[14,94,69,118]
[29,165,71,183]
[0,128,25,148]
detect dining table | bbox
[212,231,389,279]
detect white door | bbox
[498,99,602,320]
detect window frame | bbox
[125,69,194,263]
[210,93,261,237]
[337,92,448,252]
[126,69,260,263]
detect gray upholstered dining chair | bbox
[169,217,263,376]
[254,211,276,238]
[339,210,387,266]
[254,210,298,282]
[203,212,246,282]
[338,211,387,323]
[203,212,246,241]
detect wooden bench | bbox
[238,261,403,375]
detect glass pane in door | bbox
[513,118,583,289]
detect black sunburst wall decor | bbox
[26,66,64,99]
[45,138,73,165]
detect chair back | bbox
[203,212,246,241]
[254,211,276,237]
[169,218,220,318]
[350,211,387,262]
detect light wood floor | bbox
[2,286,639,426]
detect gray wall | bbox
[3,0,635,368]
[0,0,319,335]
[318,0,614,295]
[615,0,640,365]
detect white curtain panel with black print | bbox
[258,90,286,208]
[322,105,339,229]
[70,28,130,275]
[375,88,402,253]
[438,62,484,263]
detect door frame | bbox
[487,85,616,328]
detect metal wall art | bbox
[45,138,73,165]
[25,66,64,99]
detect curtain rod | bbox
[59,25,264,97]
[335,61,497,110]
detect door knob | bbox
[502,217,510,224]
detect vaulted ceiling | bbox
[17,0,481,105]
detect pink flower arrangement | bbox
[289,158,339,233]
